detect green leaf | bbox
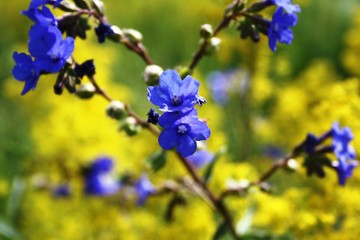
[203,147,226,184]
[0,218,22,240]
[146,151,167,172]
[212,222,232,240]
[236,205,255,235]
[6,177,25,223]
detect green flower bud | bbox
[123,29,143,44]
[203,37,221,56]
[108,25,123,42]
[200,24,213,39]
[75,83,96,99]
[91,0,105,16]
[106,100,127,120]
[285,159,299,172]
[119,117,142,136]
[143,65,163,86]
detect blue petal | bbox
[158,129,178,150]
[176,135,197,157]
[186,150,215,168]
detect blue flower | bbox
[52,184,71,197]
[331,122,358,185]
[34,36,74,73]
[12,52,40,95]
[84,156,121,196]
[29,0,63,9]
[95,23,114,43]
[158,109,211,157]
[75,59,96,78]
[266,0,301,14]
[148,70,200,113]
[28,25,62,58]
[134,174,156,206]
[147,108,160,125]
[268,7,298,51]
[186,150,214,168]
[22,6,57,26]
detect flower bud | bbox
[123,29,143,44]
[108,25,123,42]
[200,24,213,39]
[203,37,221,56]
[75,83,96,99]
[106,100,127,120]
[91,0,105,16]
[285,158,299,172]
[119,117,142,136]
[143,65,163,86]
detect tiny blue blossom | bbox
[75,59,96,78]
[95,23,114,43]
[29,0,63,9]
[28,25,62,59]
[52,184,71,197]
[22,6,57,26]
[148,70,200,113]
[331,122,358,185]
[134,174,156,206]
[12,52,40,95]
[158,109,210,157]
[186,150,214,168]
[268,7,298,51]
[34,36,74,73]
[147,108,160,125]
[84,156,121,196]
[266,0,301,14]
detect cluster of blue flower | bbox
[53,156,156,205]
[267,0,300,51]
[304,122,358,185]
[147,70,211,157]
[12,0,74,95]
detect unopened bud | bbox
[143,65,163,86]
[200,24,213,39]
[76,83,96,99]
[109,25,123,42]
[204,37,221,56]
[106,100,127,120]
[123,29,143,44]
[91,0,105,16]
[285,159,299,172]
[119,117,142,136]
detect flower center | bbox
[172,95,182,106]
[177,124,188,134]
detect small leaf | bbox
[6,177,25,223]
[146,151,167,172]
[203,147,226,183]
[212,222,232,240]
[236,205,255,235]
[0,218,22,240]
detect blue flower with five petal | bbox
[134,174,156,206]
[148,70,200,113]
[84,156,121,196]
[22,6,57,26]
[29,0,63,9]
[268,7,298,51]
[331,122,358,185]
[158,109,210,157]
[266,0,301,14]
[186,150,215,168]
[12,52,40,95]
